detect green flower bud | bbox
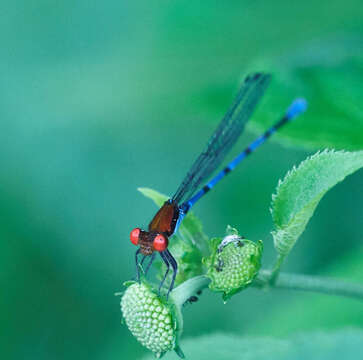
[204,228,263,301]
[120,281,183,358]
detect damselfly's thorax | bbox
[129,200,180,255]
[148,200,180,236]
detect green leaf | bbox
[249,36,363,150]
[271,150,363,258]
[138,187,169,207]
[137,188,209,286]
[142,329,363,360]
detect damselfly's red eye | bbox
[130,228,141,246]
[153,234,168,252]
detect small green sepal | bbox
[204,227,263,301]
[123,280,136,287]
[174,345,185,358]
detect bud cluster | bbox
[120,282,177,357]
[205,232,263,300]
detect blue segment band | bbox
[186,189,205,208]
[248,135,266,151]
[286,98,308,120]
[181,97,307,214]
[207,169,226,188]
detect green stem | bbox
[170,275,211,308]
[269,254,285,284]
[255,270,363,301]
[168,270,363,308]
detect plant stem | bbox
[255,270,363,301]
[269,254,285,284]
[169,271,363,307]
[170,275,210,308]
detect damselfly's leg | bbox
[135,248,141,283]
[159,251,170,296]
[140,255,147,266]
[144,252,156,276]
[165,249,178,299]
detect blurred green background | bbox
[1,1,362,359]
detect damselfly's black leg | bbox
[135,248,141,282]
[140,255,147,266]
[159,251,170,296]
[144,252,156,276]
[164,249,178,298]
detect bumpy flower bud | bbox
[120,281,183,358]
[204,229,263,300]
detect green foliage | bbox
[271,150,363,258]
[138,188,169,207]
[4,1,363,358]
[134,147,363,357]
[249,246,363,335]
[249,37,363,150]
[142,329,363,360]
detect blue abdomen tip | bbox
[287,98,308,119]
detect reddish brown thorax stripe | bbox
[148,200,180,236]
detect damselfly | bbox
[129,73,307,297]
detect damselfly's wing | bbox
[172,73,271,204]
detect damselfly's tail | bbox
[181,98,308,213]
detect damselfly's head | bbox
[130,228,169,255]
